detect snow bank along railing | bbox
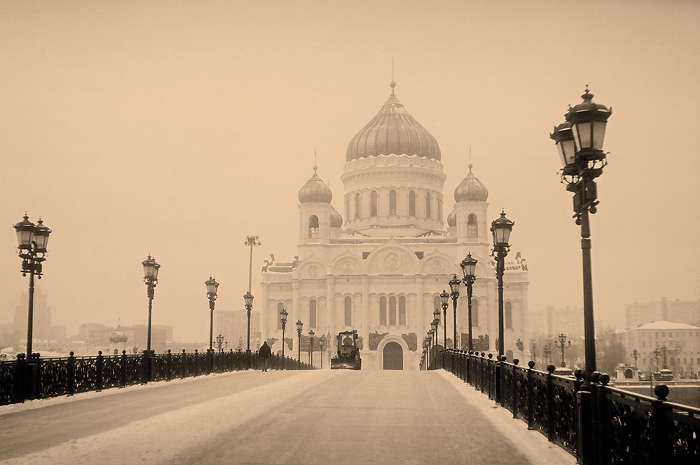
[431,348,699,465]
[0,349,312,405]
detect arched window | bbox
[344,296,352,326]
[379,296,387,325]
[468,213,478,238]
[409,190,416,216]
[389,190,397,216]
[310,299,317,328]
[308,215,319,238]
[438,197,443,221]
[399,296,406,325]
[472,299,479,328]
[355,192,361,219]
[426,192,432,219]
[389,296,397,325]
[345,196,350,222]
[505,301,512,329]
[370,191,378,217]
[277,302,284,329]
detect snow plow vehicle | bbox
[330,330,361,370]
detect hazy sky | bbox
[1,1,699,343]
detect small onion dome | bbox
[330,207,343,228]
[109,326,128,344]
[346,81,441,162]
[454,164,488,202]
[447,209,457,227]
[298,165,332,203]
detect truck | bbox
[330,330,361,370]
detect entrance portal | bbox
[383,341,403,370]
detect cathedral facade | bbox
[260,83,529,370]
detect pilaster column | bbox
[260,282,269,342]
[327,276,336,336]
[362,277,370,341]
[292,280,300,352]
[486,276,496,352]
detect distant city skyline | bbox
[1,1,698,343]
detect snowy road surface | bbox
[0,370,575,465]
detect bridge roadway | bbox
[0,370,575,465]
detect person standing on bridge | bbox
[259,341,271,372]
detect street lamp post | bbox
[653,348,661,372]
[215,334,224,352]
[296,320,303,362]
[440,290,449,349]
[556,333,571,368]
[631,349,639,368]
[309,330,315,367]
[427,330,434,369]
[491,210,514,361]
[205,277,219,352]
[449,275,461,350]
[243,235,261,294]
[660,345,669,369]
[551,87,612,383]
[319,337,325,369]
[14,215,52,359]
[142,255,161,354]
[243,291,254,369]
[433,308,441,347]
[491,208,514,407]
[280,308,288,370]
[460,253,477,352]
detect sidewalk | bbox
[438,370,577,465]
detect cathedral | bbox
[260,82,529,370]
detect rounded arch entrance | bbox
[378,336,408,370]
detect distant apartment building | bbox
[529,306,601,339]
[626,297,700,328]
[214,309,261,352]
[623,320,700,379]
[1,289,66,348]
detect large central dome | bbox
[346,82,441,162]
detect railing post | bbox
[68,351,76,395]
[166,350,172,381]
[30,353,41,400]
[141,350,150,384]
[194,349,199,377]
[181,349,187,379]
[120,350,127,387]
[651,384,672,463]
[546,364,555,442]
[590,372,601,464]
[13,354,27,403]
[597,373,610,465]
[576,369,595,465]
[96,351,104,392]
[526,361,535,430]
[512,359,519,418]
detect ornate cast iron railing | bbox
[431,349,699,465]
[1,349,312,406]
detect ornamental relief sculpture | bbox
[384,252,401,271]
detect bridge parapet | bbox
[1,349,313,406]
[431,348,699,465]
